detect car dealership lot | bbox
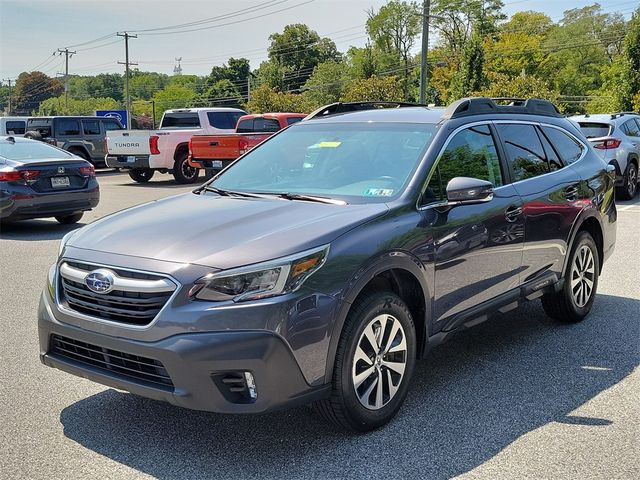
[1,171,638,480]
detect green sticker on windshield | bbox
[364,188,394,196]
[317,141,342,148]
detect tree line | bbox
[1,1,638,125]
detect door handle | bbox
[505,205,523,222]
[209,141,219,146]
[564,185,579,201]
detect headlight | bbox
[58,230,77,257]
[190,245,329,302]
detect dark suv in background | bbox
[39,98,617,432]
[25,116,124,167]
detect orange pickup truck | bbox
[188,112,306,173]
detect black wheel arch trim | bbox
[323,250,432,384]
[562,206,605,276]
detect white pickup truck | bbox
[105,107,246,183]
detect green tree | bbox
[129,71,169,100]
[208,57,251,97]
[244,85,310,113]
[302,60,345,107]
[366,1,421,98]
[341,75,404,102]
[450,30,486,99]
[38,95,120,116]
[13,71,64,113]
[201,79,243,107]
[267,24,339,89]
[475,73,559,103]
[152,84,197,120]
[502,10,553,36]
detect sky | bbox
[0,0,638,81]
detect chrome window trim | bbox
[54,258,181,331]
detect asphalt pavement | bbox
[1,171,638,480]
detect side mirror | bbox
[446,177,494,205]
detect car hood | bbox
[69,192,389,269]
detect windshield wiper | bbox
[271,192,347,205]
[195,185,263,198]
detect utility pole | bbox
[419,0,431,105]
[247,75,251,102]
[57,48,76,109]
[3,78,12,114]
[117,32,137,129]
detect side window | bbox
[56,118,80,136]
[497,124,548,181]
[253,118,280,132]
[287,117,303,125]
[5,121,26,135]
[541,126,585,165]
[82,120,101,135]
[536,126,563,171]
[423,124,503,204]
[236,119,253,133]
[622,119,640,137]
[207,112,238,130]
[103,120,123,131]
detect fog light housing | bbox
[244,371,257,399]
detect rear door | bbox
[81,119,104,161]
[419,123,525,328]
[495,122,585,283]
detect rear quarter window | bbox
[5,121,26,135]
[161,113,201,128]
[102,119,123,131]
[207,111,245,130]
[55,118,81,136]
[541,127,585,165]
[26,119,52,137]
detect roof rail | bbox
[610,111,639,119]
[304,101,427,121]
[442,97,562,120]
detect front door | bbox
[418,123,525,330]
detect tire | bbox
[128,168,155,183]
[69,149,92,165]
[55,212,83,224]
[617,162,637,200]
[541,231,599,323]
[23,131,43,141]
[314,291,416,432]
[203,169,216,180]
[172,151,199,184]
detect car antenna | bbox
[5,136,15,143]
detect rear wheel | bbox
[172,151,199,184]
[541,231,599,323]
[24,131,43,141]
[314,291,416,432]
[55,212,83,224]
[617,162,637,200]
[128,168,155,183]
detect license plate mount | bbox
[51,176,70,188]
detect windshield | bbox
[211,122,437,203]
[0,140,72,160]
[578,122,612,138]
[161,112,201,129]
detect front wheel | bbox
[55,212,83,224]
[172,152,199,184]
[128,168,154,183]
[314,291,416,432]
[541,231,599,323]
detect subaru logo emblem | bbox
[57,166,65,174]
[84,269,115,294]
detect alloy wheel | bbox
[627,164,637,198]
[182,160,197,180]
[570,245,596,308]
[352,314,407,410]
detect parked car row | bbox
[37,97,618,432]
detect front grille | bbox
[59,261,176,326]
[50,335,174,390]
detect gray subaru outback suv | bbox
[39,99,617,431]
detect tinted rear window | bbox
[578,122,611,138]
[26,118,52,137]
[82,120,101,135]
[0,140,72,160]
[5,121,26,135]
[56,118,81,136]
[236,119,253,133]
[253,118,280,132]
[287,117,303,125]
[161,113,201,128]
[207,111,244,130]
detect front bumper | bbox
[105,155,150,170]
[0,185,99,221]
[39,294,329,413]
